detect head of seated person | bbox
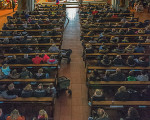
[38,109,48,120]
[92,89,105,101]
[100,55,112,66]
[125,107,140,120]
[126,56,136,66]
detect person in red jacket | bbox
[42,54,50,63]
[32,54,43,64]
[92,9,98,15]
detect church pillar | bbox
[18,0,35,12]
[111,0,129,11]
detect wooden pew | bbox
[0,64,58,67]
[0,78,55,83]
[89,81,150,86]
[0,97,54,102]
[87,66,150,70]
[86,53,150,56]
[92,101,150,106]
[0,35,62,38]
[0,29,63,32]
[4,53,59,56]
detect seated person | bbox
[85,44,94,53]
[141,85,150,101]
[110,36,119,43]
[2,37,9,44]
[42,53,50,63]
[6,83,21,97]
[20,54,32,64]
[99,43,109,53]
[33,83,46,97]
[89,108,110,120]
[9,47,21,53]
[100,55,112,66]
[112,44,124,53]
[110,68,126,81]
[42,30,50,36]
[117,29,126,35]
[136,70,149,81]
[46,83,56,97]
[145,36,150,43]
[113,55,124,66]
[136,36,145,43]
[121,37,129,43]
[126,28,135,35]
[9,69,20,79]
[126,56,136,66]
[47,55,58,64]
[0,69,6,80]
[91,89,105,101]
[122,21,130,28]
[124,45,135,53]
[38,109,48,120]
[48,44,60,53]
[134,43,145,53]
[6,109,25,120]
[114,86,130,101]
[20,67,33,79]
[32,54,43,64]
[1,64,11,77]
[0,108,7,120]
[7,55,19,64]
[127,71,136,81]
[35,68,48,79]
[2,23,8,30]
[33,23,40,29]
[124,107,140,120]
[102,71,111,81]
[21,84,33,98]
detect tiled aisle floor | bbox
[54,7,90,120]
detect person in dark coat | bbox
[114,86,130,101]
[21,84,33,98]
[110,68,126,81]
[33,84,46,97]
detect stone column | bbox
[18,0,35,12]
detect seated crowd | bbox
[0,108,49,120]
[0,83,56,99]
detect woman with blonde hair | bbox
[6,109,25,120]
[21,84,33,97]
[96,108,110,120]
[114,86,130,101]
[38,109,48,120]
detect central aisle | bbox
[54,7,90,120]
